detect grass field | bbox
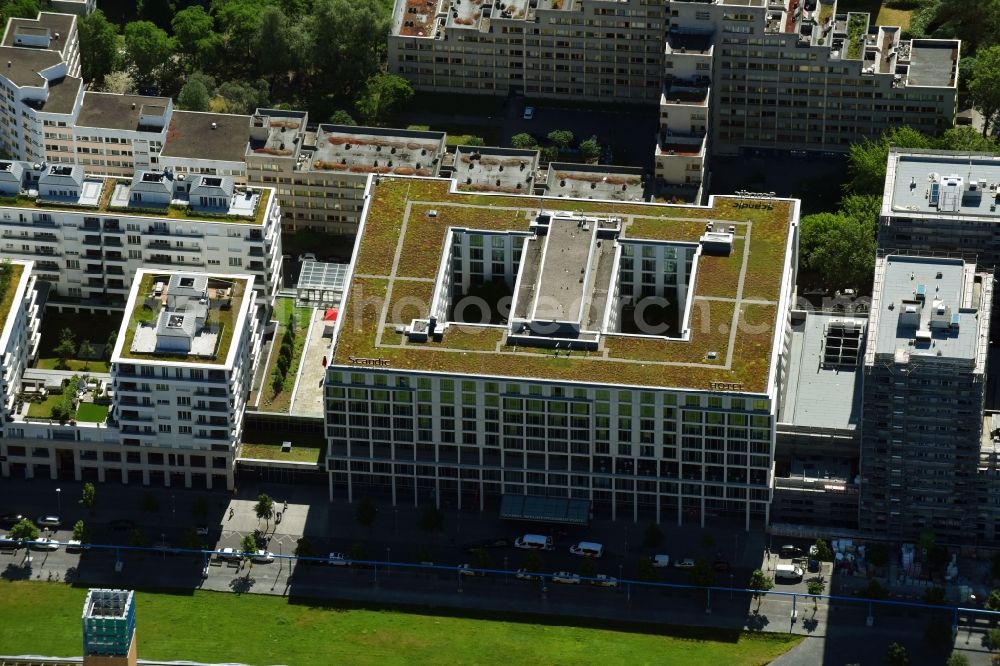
[836,0,914,29]
[25,394,62,418]
[0,582,801,665]
[239,442,323,463]
[74,402,109,423]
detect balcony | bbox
[665,31,714,56]
[661,78,710,107]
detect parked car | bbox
[591,574,618,588]
[515,568,540,581]
[674,558,696,569]
[66,540,90,552]
[514,534,554,550]
[327,552,349,566]
[458,563,483,577]
[807,559,821,573]
[109,519,135,532]
[775,564,804,582]
[0,535,19,549]
[779,545,803,559]
[552,571,581,584]
[195,524,210,536]
[217,547,240,562]
[36,515,61,528]
[463,537,511,552]
[650,554,671,568]
[31,537,59,551]
[568,541,604,558]
[0,513,25,529]
[251,550,275,564]
[522,106,534,120]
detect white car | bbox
[31,537,59,551]
[458,563,482,577]
[650,554,671,568]
[523,106,534,120]
[251,550,275,564]
[515,568,540,581]
[327,552,349,566]
[36,515,61,528]
[591,574,618,588]
[218,547,240,562]
[674,558,696,569]
[299,253,317,263]
[66,539,90,552]
[551,571,581,584]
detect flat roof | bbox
[36,75,80,114]
[3,13,75,52]
[115,271,252,365]
[546,163,645,202]
[0,261,27,351]
[453,145,539,194]
[305,124,445,175]
[779,312,864,431]
[76,92,171,131]
[887,151,1000,219]
[870,256,987,364]
[531,216,597,322]
[906,40,958,88]
[330,177,798,392]
[0,45,61,87]
[160,111,250,163]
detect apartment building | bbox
[860,255,995,543]
[0,259,41,423]
[0,160,282,304]
[324,175,799,526]
[0,270,262,491]
[244,112,448,233]
[656,0,959,192]
[388,0,665,102]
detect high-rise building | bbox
[324,176,799,527]
[0,259,41,423]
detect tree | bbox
[579,135,601,162]
[53,328,77,369]
[547,130,574,150]
[140,492,160,513]
[812,539,833,562]
[102,71,137,96]
[240,532,257,557]
[807,579,825,596]
[419,506,443,532]
[846,126,931,194]
[936,126,1000,154]
[985,589,1000,611]
[72,520,89,543]
[511,133,537,149]
[465,136,486,147]
[922,0,1000,54]
[524,551,543,573]
[9,518,38,542]
[579,558,598,578]
[884,642,909,666]
[748,569,774,610]
[969,46,1000,136]
[294,536,314,558]
[355,73,414,124]
[643,524,663,549]
[215,79,270,115]
[919,530,937,558]
[80,482,96,510]
[355,497,376,527]
[541,145,559,163]
[192,496,209,519]
[78,340,95,370]
[799,212,875,290]
[271,370,284,396]
[859,579,888,600]
[178,78,212,111]
[128,528,148,547]
[213,0,271,61]
[303,0,391,101]
[945,654,969,666]
[688,559,716,587]
[0,0,39,25]
[254,493,274,528]
[78,10,119,84]
[124,21,176,87]
[329,110,357,126]
[172,6,220,69]
[256,6,295,85]
[104,330,117,361]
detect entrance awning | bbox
[500,494,590,525]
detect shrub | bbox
[643,523,663,549]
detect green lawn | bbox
[239,442,323,463]
[259,299,312,413]
[35,357,111,373]
[75,402,109,423]
[0,581,801,665]
[26,394,62,418]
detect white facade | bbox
[0,260,40,421]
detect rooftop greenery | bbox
[0,261,24,334]
[335,178,794,392]
[116,272,248,365]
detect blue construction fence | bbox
[11,538,999,631]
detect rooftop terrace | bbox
[331,177,797,392]
[453,145,539,193]
[545,163,645,202]
[0,262,26,346]
[116,271,251,365]
[305,124,445,176]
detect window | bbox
[177,411,191,421]
[158,424,172,433]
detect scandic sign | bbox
[348,356,391,366]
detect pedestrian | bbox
[229,507,234,520]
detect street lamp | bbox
[55,488,61,514]
[504,556,509,585]
[386,547,391,577]
[730,572,734,601]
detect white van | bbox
[774,564,804,582]
[569,541,603,558]
[514,534,554,550]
